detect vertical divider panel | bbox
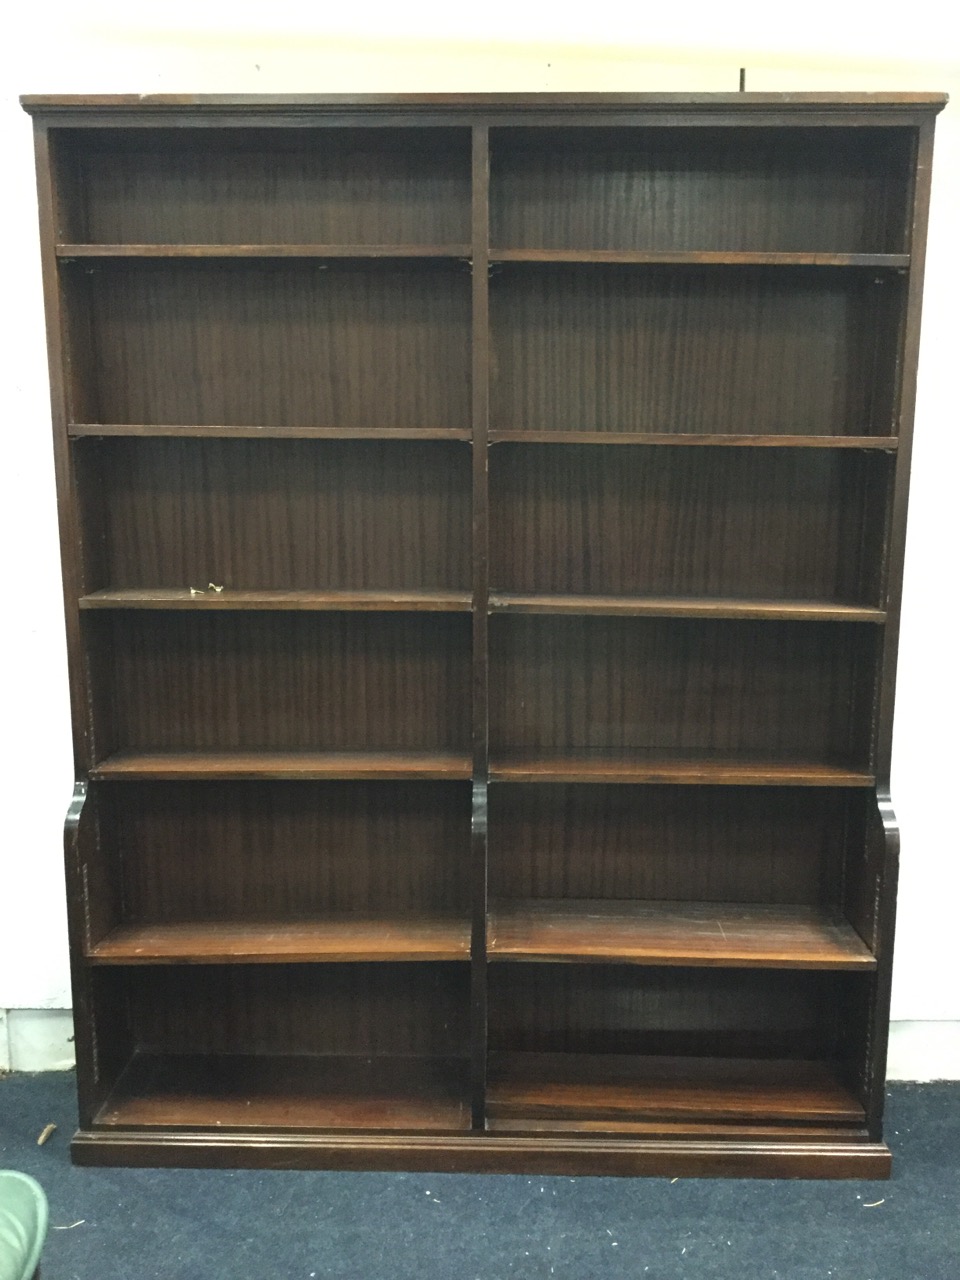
[470,125,491,1129]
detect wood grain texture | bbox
[66,127,472,245]
[90,918,471,964]
[488,785,859,903]
[485,1117,866,1138]
[489,615,876,766]
[81,589,473,612]
[91,751,472,781]
[22,91,947,109]
[69,1129,892,1179]
[487,900,875,969]
[95,779,470,921]
[123,962,470,1057]
[486,1053,865,1123]
[490,127,911,253]
[79,438,471,594]
[71,260,471,429]
[490,443,887,603]
[489,594,885,622]
[490,249,910,267]
[60,244,473,258]
[93,612,471,754]
[487,965,855,1058]
[488,756,874,786]
[71,425,472,440]
[96,1053,470,1131]
[490,264,902,436]
[469,124,492,1127]
[489,432,898,448]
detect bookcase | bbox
[22,92,945,1177]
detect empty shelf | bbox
[489,593,885,623]
[81,588,473,613]
[486,1053,866,1126]
[89,918,471,965]
[91,751,473,781]
[59,243,473,259]
[69,424,472,441]
[488,753,875,787]
[96,1053,471,1131]
[489,431,899,449]
[487,900,875,970]
[490,249,910,268]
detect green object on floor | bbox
[0,1172,47,1280]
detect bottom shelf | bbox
[95,1053,471,1133]
[486,1053,865,1133]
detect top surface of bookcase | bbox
[21,93,948,111]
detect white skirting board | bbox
[1,1011,959,1079]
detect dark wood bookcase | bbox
[21,92,945,1177]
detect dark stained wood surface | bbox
[95,611,471,753]
[122,962,471,1057]
[70,260,471,430]
[487,900,875,969]
[90,918,471,964]
[489,754,874,786]
[487,965,853,1060]
[486,1053,865,1123]
[61,126,471,246]
[91,751,473,781]
[81,589,473,612]
[484,1117,866,1138]
[98,779,471,922]
[490,264,902,437]
[60,244,473,258]
[469,124,492,1127]
[71,424,473,440]
[491,250,910,267]
[97,1053,471,1131]
[489,616,876,767]
[69,1128,892,1178]
[490,127,912,254]
[21,93,948,107]
[77,435,470,594]
[489,595,885,623]
[488,785,858,904]
[489,443,887,604]
[489,432,898,448]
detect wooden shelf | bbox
[59,243,473,259]
[89,918,471,964]
[489,432,899,449]
[91,751,473,781]
[489,594,885,623]
[489,753,875,787]
[81,588,473,613]
[491,249,910,268]
[487,900,875,970]
[69,424,472,441]
[486,1053,866,1127]
[96,1052,471,1132]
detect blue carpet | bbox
[1,1072,957,1279]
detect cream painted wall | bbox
[1,2,957,1026]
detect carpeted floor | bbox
[1,1073,957,1280]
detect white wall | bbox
[2,3,957,1037]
